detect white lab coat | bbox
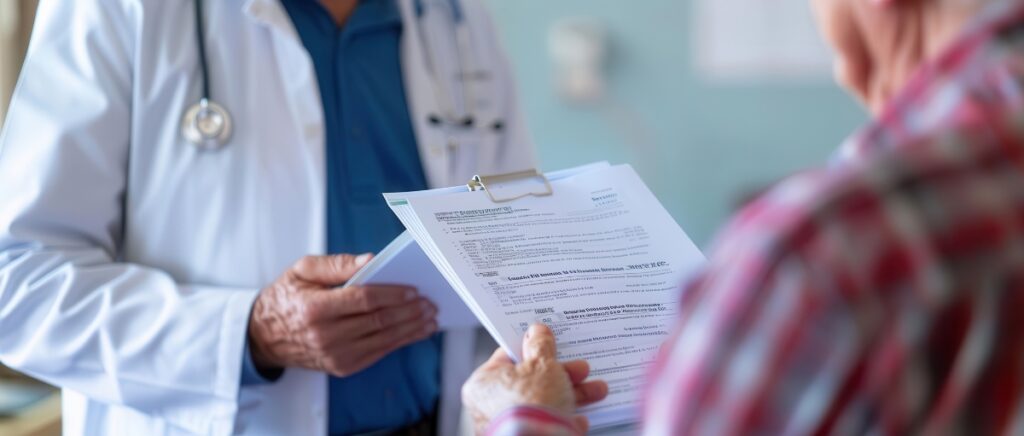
[0,0,535,434]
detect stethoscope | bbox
[181,0,504,151]
[413,0,505,135]
[181,0,232,150]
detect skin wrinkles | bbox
[462,325,609,434]
[249,254,439,378]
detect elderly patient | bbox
[463,0,1024,434]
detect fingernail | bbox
[405,289,417,301]
[527,323,545,337]
[355,253,372,266]
[420,301,434,319]
[423,321,438,334]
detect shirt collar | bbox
[350,0,402,32]
[283,0,402,33]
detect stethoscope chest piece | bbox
[181,98,232,150]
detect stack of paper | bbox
[384,162,705,429]
[346,231,478,328]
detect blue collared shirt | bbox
[242,0,440,433]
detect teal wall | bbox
[486,0,868,247]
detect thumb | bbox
[291,253,373,286]
[522,324,557,362]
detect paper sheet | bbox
[346,231,479,328]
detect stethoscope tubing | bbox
[414,0,477,129]
[194,0,212,102]
[184,0,502,150]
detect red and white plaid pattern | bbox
[487,406,580,436]
[488,2,1024,435]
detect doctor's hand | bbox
[462,324,609,435]
[248,254,438,378]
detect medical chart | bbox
[384,163,705,428]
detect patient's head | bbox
[810,0,991,113]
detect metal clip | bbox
[467,169,553,203]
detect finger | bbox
[573,380,609,406]
[308,285,419,319]
[319,299,436,345]
[349,316,438,358]
[573,416,590,434]
[522,324,557,362]
[562,360,590,385]
[291,254,373,285]
[345,319,439,373]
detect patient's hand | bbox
[462,324,609,435]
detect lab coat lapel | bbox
[397,0,452,189]
[242,0,325,155]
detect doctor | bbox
[0,0,535,434]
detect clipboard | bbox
[466,168,554,203]
[383,161,701,431]
[359,164,606,329]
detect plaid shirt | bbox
[488,2,1024,435]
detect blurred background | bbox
[0,1,36,127]
[0,0,865,434]
[0,4,55,436]
[485,0,866,246]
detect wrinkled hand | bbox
[248,254,438,377]
[462,324,609,435]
